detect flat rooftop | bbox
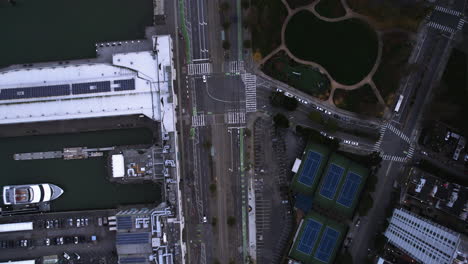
[0,35,176,133]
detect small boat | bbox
[2,183,64,205]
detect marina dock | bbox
[14,146,115,161]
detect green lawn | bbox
[333,84,384,117]
[262,51,330,99]
[287,0,317,9]
[315,0,346,18]
[285,10,378,85]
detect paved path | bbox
[256,0,387,111]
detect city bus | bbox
[394,95,404,113]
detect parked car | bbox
[45,238,50,246]
[63,252,71,260]
[355,218,361,227]
[74,236,79,245]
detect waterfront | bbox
[0,0,153,68]
[0,128,161,211]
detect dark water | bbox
[0,128,161,211]
[0,0,153,68]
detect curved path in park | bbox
[258,0,387,108]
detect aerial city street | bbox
[0,0,467,263]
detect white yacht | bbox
[2,183,64,205]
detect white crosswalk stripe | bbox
[225,111,246,124]
[427,21,455,33]
[188,63,212,75]
[457,19,465,30]
[407,145,415,159]
[192,115,206,127]
[435,5,461,16]
[229,60,245,74]
[242,73,257,112]
[373,124,387,151]
[386,123,411,143]
[380,153,407,163]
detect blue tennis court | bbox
[337,172,362,208]
[298,151,322,187]
[314,227,340,263]
[319,164,344,199]
[297,219,323,255]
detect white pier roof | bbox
[0,35,176,132]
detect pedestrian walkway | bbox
[427,21,456,33]
[241,73,257,112]
[225,111,246,124]
[407,145,415,159]
[381,154,407,163]
[229,60,244,74]
[435,5,462,16]
[192,114,206,127]
[187,63,212,75]
[457,19,465,30]
[373,125,387,151]
[386,123,410,143]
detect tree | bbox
[227,216,236,227]
[283,97,298,111]
[203,140,212,150]
[243,39,252,49]
[222,40,231,50]
[365,173,378,193]
[246,6,258,32]
[209,183,217,194]
[308,111,324,124]
[269,91,298,111]
[273,113,289,128]
[222,21,231,30]
[375,233,388,253]
[335,249,353,264]
[220,1,230,12]
[324,119,338,133]
[244,128,251,137]
[241,0,250,9]
[358,193,374,216]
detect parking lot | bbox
[252,117,298,264]
[0,209,118,263]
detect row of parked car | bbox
[41,217,90,229]
[0,239,30,249]
[44,236,86,246]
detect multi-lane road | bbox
[172,0,467,263]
